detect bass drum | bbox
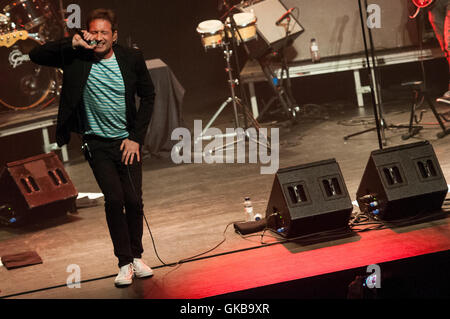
[0,37,56,110]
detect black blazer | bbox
[29,38,155,147]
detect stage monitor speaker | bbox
[0,152,78,225]
[356,141,448,221]
[265,158,353,238]
[239,0,304,58]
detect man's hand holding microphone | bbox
[72,30,97,50]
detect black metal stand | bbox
[401,12,449,140]
[194,5,270,152]
[404,81,450,139]
[278,27,299,111]
[226,11,271,149]
[417,15,450,138]
[224,4,266,128]
[344,0,384,149]
[256,16,300,123]
[345,0,450,144]
[400,81,425,140]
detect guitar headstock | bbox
[0,30,29,48]
[412,0,434,8]
[410,0,434,19]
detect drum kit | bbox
[0,0,65,111]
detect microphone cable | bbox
[126,164,174,267]
[127,164,237,268]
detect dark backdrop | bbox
[62,0,230,95]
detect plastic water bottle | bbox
[310,38,320,63]
[244,197,254,222]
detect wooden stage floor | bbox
[0,93,449,301]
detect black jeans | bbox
[84,135,144,268]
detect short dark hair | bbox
[86,8,118,32]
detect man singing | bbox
[428,0,450,104]
[29,8,155,287]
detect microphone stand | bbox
[344,0,384,149]
[345,0,447,145]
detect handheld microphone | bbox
[75,29,97,46]
[275,7,295,26]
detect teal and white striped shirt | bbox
[83,53,129,139]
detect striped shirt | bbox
[83,53,129,139]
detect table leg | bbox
[42,127,69,162]
[248,82,259,118]
[353,70,365,108]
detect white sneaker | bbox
[133,258,153,278]
[114,263,134,287]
